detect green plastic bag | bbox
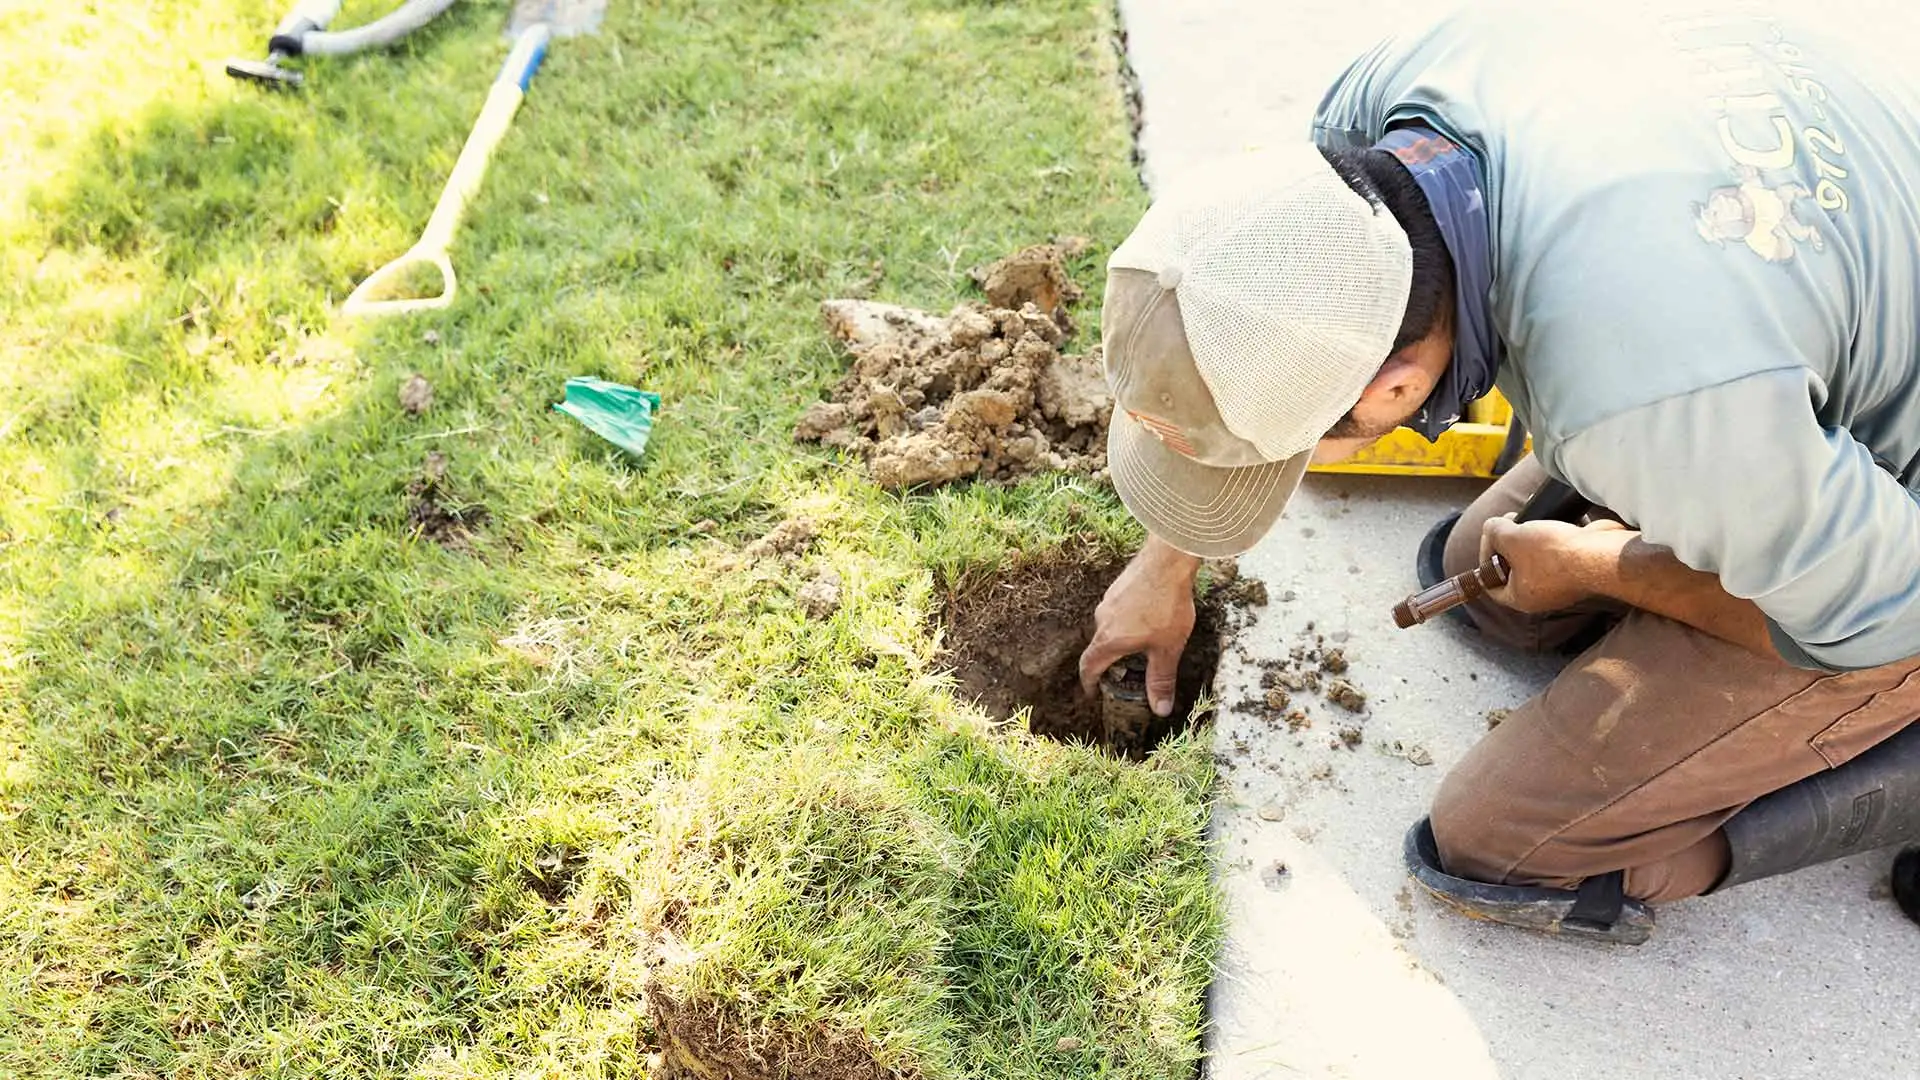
[553,377,662,460]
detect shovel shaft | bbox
[417,25,550,254]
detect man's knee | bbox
[1437,501,1558,653]
[1429,747,1586,889]
[1432,767,1726,901]
[1429,761,1510,884]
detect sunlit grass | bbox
[0,1,1222,1077]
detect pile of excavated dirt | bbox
[941,553,1265,757]
[795,296,1111,490]
[968,240,1088,323]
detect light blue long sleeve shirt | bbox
[1313,1,1920,670]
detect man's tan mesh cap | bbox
[1104,144,1413,557]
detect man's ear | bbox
[1354,352,1434,413]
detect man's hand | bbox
[1479,512,1777,657]
[1079,536,1201,717]
[1479,515,1630,614]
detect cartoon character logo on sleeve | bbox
[1692,166,1826,264]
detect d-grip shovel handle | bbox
[340,246,457,316]
[341,25,550,317]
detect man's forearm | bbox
[1138,532,1205,579]
[1571,533,1777,658]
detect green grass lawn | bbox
[0,1,1221,1076]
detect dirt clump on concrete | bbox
[1207,559,1271,612]
[1384,739,1434,766]
[796,296,1111,490]
[1326,678,1368,713]
[940,550,1260,757]
[968,242,1086,321]
[1232,626,1372,740]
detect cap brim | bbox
[1107,407,1310,558]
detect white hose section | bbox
[297,0,460,56]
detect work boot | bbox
[1893,847,1920,925]
[1404,719,1920,943]
[1714,718,1920,891]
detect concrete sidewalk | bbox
[1112,1,1920,1076]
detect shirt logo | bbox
[1693,167,1825,264]
[1127,409,1197,457]
[1666,16,1848,265]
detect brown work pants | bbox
[1431,457,1920,902]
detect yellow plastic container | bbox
[1308,388,1528,479]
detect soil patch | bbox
[795,297,1110,490]
[797,569,842,619]
[399,373,433,415]
[647,988,910,1080]
[940,552,1257,757]
[741,516,817,563]
[406,452,487,551]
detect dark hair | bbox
[1319,145,1453,354]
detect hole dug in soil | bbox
[942,552,1255,757]
[648,989,906,1080]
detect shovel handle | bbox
[342,25,549,318]
[340,246,456,316]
